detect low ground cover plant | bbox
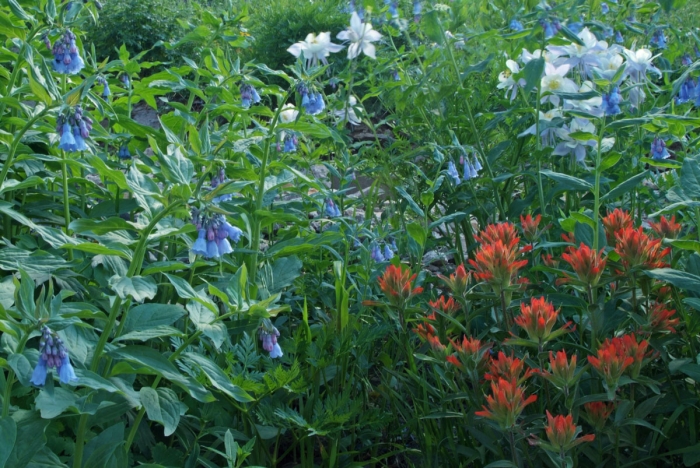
[0,0,700,466]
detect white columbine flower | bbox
[592,52,624,81]
[548,28,609,73]
[563,80,603,117]
[553,118,597,163]
[337,12,382,59]
[518,108,563,147]
[497,60,526,101]
[541,63,579,106]
[334,95,362,125]
[287,32,344,68]
[623,48,661,83]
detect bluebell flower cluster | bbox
[509,19,524,32]
[540,20,561,39]
[190,211,242,259]
[413,0,422,22]
[96,76,110,98]
[601,3,609,14]
[567,21,583,34]
[650,137,670,161]
[118,143,131,159]
[210,168,233,204]
[676,78,697,105]
[281,134,298,153]
[50,30,84,74]
[462,154,482,181]
[298,84,326,115]
[650,30,667,49]
[325,198,342,217]
[240,83,261,109]
[259,326,283,358]
[602,87,622,115]
[370,241,395,262]
[614,30,624,43]
[30,326,78,386]
[57,106,92,152]
[681,54,693,67]
[447,161,460,185]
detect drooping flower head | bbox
[30,326,78,386]
[337,12,382,60]
[475,378,537,430]
[324,198,342,218]
[509,19,524,32]
[190,209,243,259]
[51,29,84,74]
[650,137,670,161]
[650,29,667,49]
[210,167,234,204]
[259,322,283,359]
[118,143,131,160]
[57,106,92,152]
[446,161,460,185]
[240,83,261,109]
[676,78,697,105]
[370,242,385,262]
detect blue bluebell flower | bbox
[601,3,609,14]
[447,161,460,185]
[259,326,282,358]
[650,137,670,160]
[217,238,233,255]
[602,87,622,115]
[413,0,422,22]
[283,134,298,153]
[370,243,385,262]
[383,243,393,260]
[472,155,483,172]
[385,0,399,18]
[58,123,76,151]
[392,70,400,81]
[681,53,693,66]
[192,229,207,256]
[614,30,624,43]
[509,19,524,32]
[325,199,342,217]
[222,220,243,243]
[568,21,583,34]
[541,21,555,39]
[51,30,84,74]
[240,83,261,109]
[121,74,130,89]
[118,143,131,159]
[390,238,397,251]
[650,30,667,49]
[102,82,111,98]
[30,326,78,386]
[676,78,696,104]
[463,158,475,181]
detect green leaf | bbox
[27,447,68,468]
[0,417,17,468]
[6,410,48,468]
[644,268,700,295]
[187,302,227,350]
[407,222,427,249]
[422,10,444,44]
[522,58,545,93]
[109,276,157,303]
[428,212,466,229]
[267,256,302,294]
[395,186,425,217]
[114,326,183,342]
[681,156,700,199]
[140,387,182,436]
[540,170,592,190]
[7,0,34,21]
[164,273,218,313]
[122,304,187,334]
[7,353,32,386]
[0,176,44,195]
[81,422,125,468]
[182,353,255,403]
[35,388,77,419]
[158,145,194,185]
[69,217,135,235]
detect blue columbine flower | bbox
[601,2,609,14]
[650,137,670,160]
[676,78,696,104]
[30,326,78,386]
[447,161,460,185]
[614,30,624,43]
[509,19,524,32]
[602,87,622,115]
[650,30,667,49]
[370,243,385,262]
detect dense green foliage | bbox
[1,0,700,467]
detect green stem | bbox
[592,119,607,252]
[123,330,202,455]
[61,151,73,260]
[1,330,31,417]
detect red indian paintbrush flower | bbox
[588,338,634,398]
[515,297,571,345]
[616,333,652,378]
[469,240,528,293]
[520,214,543,243]
[437,264,470,297]
[602,208,633,245]
[615,226,671,272]
[475,378,537,430]
[378,264,423,309]
[561,243,607,287]
[544,411,595,451]
[584,401,614,431]
[485,351,533,384]
[446,335,491,372]
[649,215,682,239]
[540,350,580,393]
[541,253,559,267]
[645,302,680,334]
[429,295,460,315]
[413,313,446,351]
[475,222,521,246]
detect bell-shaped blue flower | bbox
[206,240,220,258]
[614,30,624,43]
[509,19,524,32]
[192,229,207,256]
[223,222,243,243]
[58,123,76,151]
[383,244,393,260]
[370,243,385,262]
[602,87,622,115]
[601,3,609,14]
[217,238,233,255]
[102,82,111,98]
[650,137,670,160]
[676,79,696,105]
[59,354,78,384]
[447,161,460,185]
[269,342,283,358]
[72,126,88,152]
[650,30,667,49]
[30,357,48,386]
